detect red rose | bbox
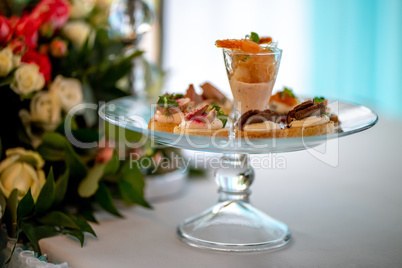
[32,0,70,30]
[22,50,52,82]
[0,16,13,45]
[14,16,40,48]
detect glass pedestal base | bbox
[177,200,291,252]
[177,154,291,252]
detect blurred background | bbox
[142,0,401,118]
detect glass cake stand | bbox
[99,97,378,252]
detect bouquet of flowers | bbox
[0,0,157,256]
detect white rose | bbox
[12,54,21,68]
[10,63,45,96]
[30,91,61,127]
[70,0,96,19]
[49,75,83,113]
[0,47,13,77]
[62,21,92,48]
[0,148,46,201]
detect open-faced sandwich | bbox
[269,87,300,117]
[184,82,233,115]
[237,109,283,138]
[313,97,340,126]
[283,99,335,138]
[173,105,229,137]
[148,93,192,132]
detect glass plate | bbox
[99,96,378,154]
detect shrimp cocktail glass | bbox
[217,33,282,117]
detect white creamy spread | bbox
[155,111,183,124]
[179,118,223,130]
[243,121,281,132]
[289,115,329,128]
[269,101,295,114]
[229,80,274,114]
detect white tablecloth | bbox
[40,116,402,267]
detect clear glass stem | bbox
[215,154,254,203]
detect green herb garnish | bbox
[280,87,296,99]
[249,32,260,43]
[313,96,325,103]
[157,94,179,109]
[211,105,228,127]
[173,93,184,99]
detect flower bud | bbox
[50,39,67,57]
[39,44,49,54]
[0,148,46,201]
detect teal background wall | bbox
[312,0,402,116]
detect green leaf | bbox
[33,225,59,240]
[21,222,40,253]
[35,168,56,214]
[250,32,260,43]
[69,214,96,237]
[5,189,18,237]
[66,230,85,247]
[104,150,120,175]
[17,189,34,220]
[78,163,107,198]
[38,133,86,178]
[38,211,80,229]
[157,94,179,109]
[118,162,152,209]
[0,70,15,87]
[94,182,122,217]
[21,223,59,254]
[282,87,296,98]
[100,50,144,88]
[79,150,119,198]
[53,169,69,207]
[37,133,66,161]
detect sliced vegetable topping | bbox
[211,105,228,127]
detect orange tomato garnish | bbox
[269,92,299,107]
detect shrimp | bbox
[215,39,262,53]
[215,36,273,52]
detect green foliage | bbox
[35,168,56,214]
[118,162,151,209]
[157,94,181,109]
[78,150,120,198]
[17,189,34,220]
[37,133,86,178]
[94,182,122,217]
[53,169,69,207]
